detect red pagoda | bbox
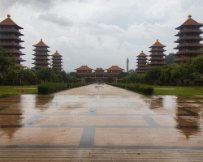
[32,39,50,70]
[0,14,25,67]
[174,15,203,62]
[148,39,166,67]
[52,50,63,72]
[135,51,148,73]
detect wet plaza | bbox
[0,84,203,161]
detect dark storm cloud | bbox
[39,13,73,27]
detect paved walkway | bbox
[0,84,203,161]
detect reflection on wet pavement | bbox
[0,84,203,160]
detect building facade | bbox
[135,51,148,73]
[174,15,203,62]
[32,39,50,70]
[75,65,123,81]
[0,14,25,67]
[52,50,63,72]
[148,39,166,67]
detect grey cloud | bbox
[39,13,73,27]
[0,0,56,10]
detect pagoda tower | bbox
[52,50,63,72]
[148,39,166,67]
[174,15,203,62]
[32,39,50,70]
[135,51,148,74]
[0,14,25,67]
[126,58,129,72]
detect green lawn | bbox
[152,86,203,96]
[0,85,38,94]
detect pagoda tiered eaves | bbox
[135,51,148,74]
[174,15,203,62]
[0,14,25,66]
[32,39,50,70]
[52,50,63,71]
[148,39,166,67]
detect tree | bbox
[144,67,162,85]
[171,63,197,85]
[36,68,56,83]
[0,47,15,85]
[165,53,175,64]
[128,69,135,74]
[191,55,203,75]
[117,72,128,78]
[159,64,175,85]
[6,68,18,85]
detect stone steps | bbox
[1,148,203,161]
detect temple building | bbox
[135,51,148,73]
[148,39,166,67]
[32,39,50,70]
[95,68,105,77]
[52,50,63,72]
[106,66,124,77]
[75,65,93,77]
[0,14,25,67]
[75,65,123,82]
[174,15,203,62]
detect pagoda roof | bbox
[95,68,104,71]
[150,39,165,48]
[107,65,124,70]
[0,14,23,29]
[138,51,147,57]
[75,65,93,70]
[52,50,62,57]
[176,15,203,29]
[33,39,49,47]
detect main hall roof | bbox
[107,65,124,70]
[75,65,93,70]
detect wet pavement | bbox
[0,84,203,161]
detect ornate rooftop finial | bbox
[40,38,42,41]
[7,14,11,18]
[142,50,143,53]
[188,14,192,18]
[156,39,159,42]
[56,50,58,53]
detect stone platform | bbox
[0,84,203,161]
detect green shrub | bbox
[67,82,92,88]
[139,84,154,95]
[107,83,153,95]
[38,82,67,94]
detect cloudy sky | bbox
[0,0,203,72]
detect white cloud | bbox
[0,0,203,71]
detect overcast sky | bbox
[0,0,203,72]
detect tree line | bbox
[122,55,203,86]
[0,47,77,85]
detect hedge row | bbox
[67,82,92,88]
[38,82,67,94]
[107,83,154,95]
[38,82,92,94]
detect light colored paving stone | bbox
[0,84,203,161]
